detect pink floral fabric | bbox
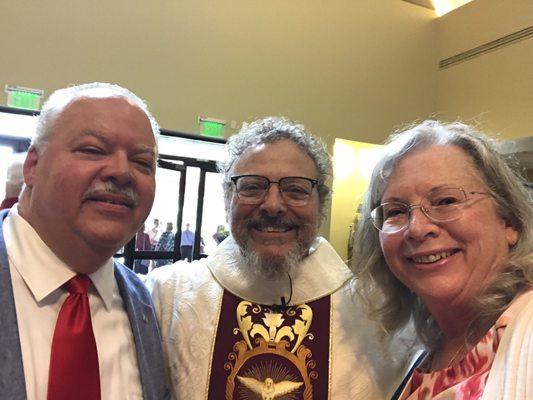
[401,303,518,400]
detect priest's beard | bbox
[231,215,317,280]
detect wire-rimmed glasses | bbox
[371,187,492,234]
[231,175,318,207]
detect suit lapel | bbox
[0,210,27,399]
[114,262,166,400]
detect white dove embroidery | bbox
[236,376,303,400]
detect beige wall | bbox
[1,1,530,143]
[436,0,533,139]
[0,1,437,145]
[329,139,383,261]
[2,1,530,252]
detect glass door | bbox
[121,155,225,272]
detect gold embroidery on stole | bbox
[223,301,317,399]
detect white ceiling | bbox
[402,0,475,16]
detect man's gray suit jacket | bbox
[0,210,170,400]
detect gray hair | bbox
[217,116,332,219]
[5,152,26,197]
[351,120,533,350]
[33,82,160,153]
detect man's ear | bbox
[23,146,40,189]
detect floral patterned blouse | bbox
[399,293,528,400]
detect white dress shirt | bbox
[4,206,143,400]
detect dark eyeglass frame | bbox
[230,174,318,206]
[371,187,492,234]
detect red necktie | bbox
[47,275,101,400]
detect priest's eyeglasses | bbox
[371,187,492,234]
[231,175,318,206]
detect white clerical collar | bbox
[4,206,116,310]
[206,235,354,305]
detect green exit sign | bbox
[199,117,226,138]
[5,85,44,111]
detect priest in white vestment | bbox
[146,117,415,399]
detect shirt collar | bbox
[87,258,115,310]
[4,206,115,310]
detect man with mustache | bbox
[147,117,411,399]
[0,83,169,400]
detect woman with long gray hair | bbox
[351,120,532,399]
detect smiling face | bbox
[379,144,519,311]
[229,140,320,274]
[21,96,156,272]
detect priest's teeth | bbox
[413,251,454,264]
[259,226,289,233]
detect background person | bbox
[146,117,412,399]
[0,82,169,400]
[0,152,26,210]
[134,223,152,274]
[212,224,229,244]
[352,120,532,399]
[155,222,175,267]
[148,217,160,249]
[179,222,194,261]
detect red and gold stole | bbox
[208,290,331,400]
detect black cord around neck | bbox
[270,271,293,312]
